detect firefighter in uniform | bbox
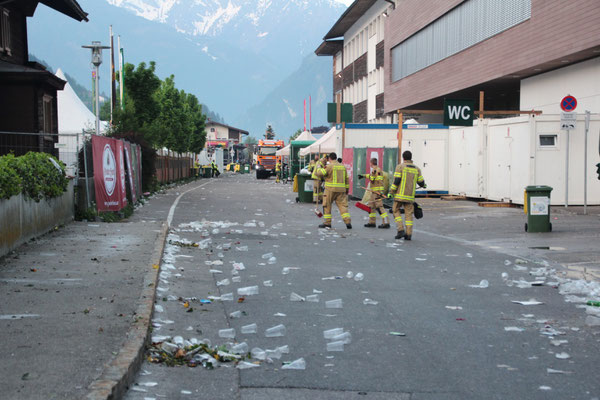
[316,152,352,229]
[360,158,390,228]
[310,155,325,204]
[275,160,282,183]
[389,150,426,240]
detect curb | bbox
[84,221,169,400]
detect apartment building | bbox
[315,0,394,123]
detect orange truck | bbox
[254,139,284,179]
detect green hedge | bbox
[0,152,69,201]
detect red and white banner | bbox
[92,136,126,212]
[115,139,128,208]
[123,141,137,204]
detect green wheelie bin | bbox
[296,173,314,203]
[524,185,553,232]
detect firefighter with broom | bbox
[316,152,352,229]
[359,158,390,229]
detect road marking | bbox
[0,278,82,284]
[167,181,212,227]
[0,314,41,320]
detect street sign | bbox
[443,99,475,126]
[560,95,577,112]
[560,111,576,130]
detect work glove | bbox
[357,174,364,179]
[387,193,393,199]
[422,184,427,189]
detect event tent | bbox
[56,68,107,134]
[276,130,317,156]
[298,127,338,156]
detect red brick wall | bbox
[384,0,600,112]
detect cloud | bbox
[282,98,297,118]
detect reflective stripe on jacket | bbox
[389,161,424,202]
[317,160,349,193]
[368,166,385,193]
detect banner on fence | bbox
[136,144,142,194]
[92,135,125,212]
[123,141,137,203]
[115,139,128,208]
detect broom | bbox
[314,180,323,218]
[356,186,387,213]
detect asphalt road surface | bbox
[124,173,600,400]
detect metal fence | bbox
[0,130,86,178]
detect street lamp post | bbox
[82,41,110,136]
[81,41,110,209]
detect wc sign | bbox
[443,99,475,126]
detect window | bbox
[539,135,557,147]
[43,95,53,133]
[391,0,531,82]
[0,7,11,55]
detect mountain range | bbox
[27,0,345,139]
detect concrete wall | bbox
[521,57,600,115]
[0,180,74,258]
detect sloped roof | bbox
[0,60,66,89]
[206,121,249,135]
[40,0,89,21]
[324,0,378,40]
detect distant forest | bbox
[29,54,225,124]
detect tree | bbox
[265,124,275,140]
[289,129,302,142]
[123,61,161,129]
[186,93,207,154]
[244,136,258,145]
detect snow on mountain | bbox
[106,0,344,40]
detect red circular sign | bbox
[560,95,577,112]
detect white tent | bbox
[293,131,317,141]
[56,68,106,134]
[55,68,109,174]
[299,127,338,156]
[276,144,290,157]
[276,131,316,156]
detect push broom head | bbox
[355,202,371,213]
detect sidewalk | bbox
[0,181,191,399]
[417,198,600,282]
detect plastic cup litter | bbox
[218,328,236,339]
[265,324,286,337]
[238,286,259,296]
[241,323,258,334]
[325,299,343,309]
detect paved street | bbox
[122,173,600,400]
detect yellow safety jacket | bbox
[389,161,424,202]
[318,160,349,193]
[311,158,326,180]
[275,162,281,172]
[308,160,316,173]
[368,166,385,194]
